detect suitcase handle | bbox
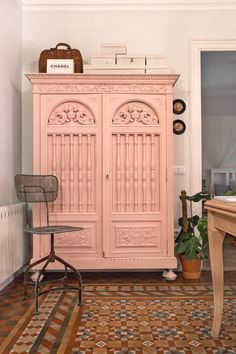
[50,43,71,50]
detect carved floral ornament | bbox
[116,227,157,246]
[54,230,91,247]
[113,102,159,125]
[48,102,95,125]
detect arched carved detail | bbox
[112,102,159,125]
[48,101,95,125]
[55,229,91,247]
[116,227,157,247]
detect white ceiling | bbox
[18,0,236,10]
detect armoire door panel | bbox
[103,94,167,258]
[40,94,103,258]
[46,133,97,214]
[111,133,161,213]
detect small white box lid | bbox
[117,55,145,59]
[101,43,127,55]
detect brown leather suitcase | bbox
[38,43,83,73]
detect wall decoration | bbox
[173,119,186,135]
[173,99,186,115]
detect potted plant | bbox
[175,190,211,279]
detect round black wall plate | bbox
[173,99,186,115]
[173,119,186,135]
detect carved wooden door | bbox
[39,94,103,260]
[103,94,167,258]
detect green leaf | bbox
[175,242,187,254]
[188,191,211,202]
[191,215,200,227]
[197,216,208,247]
[176,189,211,260]
[224,190,236,196]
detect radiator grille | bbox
[0,203,28,289]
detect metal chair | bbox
[15,174,83,314]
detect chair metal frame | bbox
[15,174,83,314]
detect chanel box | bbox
[47,59,74,73]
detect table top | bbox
[205,199,236,214]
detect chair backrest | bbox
[15,174,58,227]
[15,174,58,203]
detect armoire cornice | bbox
[19,0,236,11]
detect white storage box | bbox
[117,55,145,66]
[47,59,74,73]
[83,65,145,74]
[145,55,167,67]
[101,43,127,55]
[90,55,116,66]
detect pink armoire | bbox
[27,73,178,270]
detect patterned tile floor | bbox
[0,271,235,353]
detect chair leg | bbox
[54,255,83,306]
[33,258,50,315]
[23,255,50,300]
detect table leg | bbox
[208,213,225,337]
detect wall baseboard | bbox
[0,266,24,291]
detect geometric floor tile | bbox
[0,273,236,353]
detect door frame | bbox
[190,40,236,200]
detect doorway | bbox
[191,40,236,269]
[201,51,236,192]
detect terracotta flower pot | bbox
[178,254,202,279]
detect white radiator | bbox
[0,203,29,290]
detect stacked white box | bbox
[145,55,167,67]
[101,43,127,55]
[83,65,145,74]
[90,55,116,66]
[84,44,174,74]
[116,55,145,66]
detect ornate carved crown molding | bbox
[34,83,169,94]
[48,102,95,125]
[113,102,159,125]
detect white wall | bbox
[0,0,22,206]
[21,5,236,226]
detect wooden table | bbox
[205,199,236,337]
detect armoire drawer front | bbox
[107,221,166,257]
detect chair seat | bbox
[25,225,83,235]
